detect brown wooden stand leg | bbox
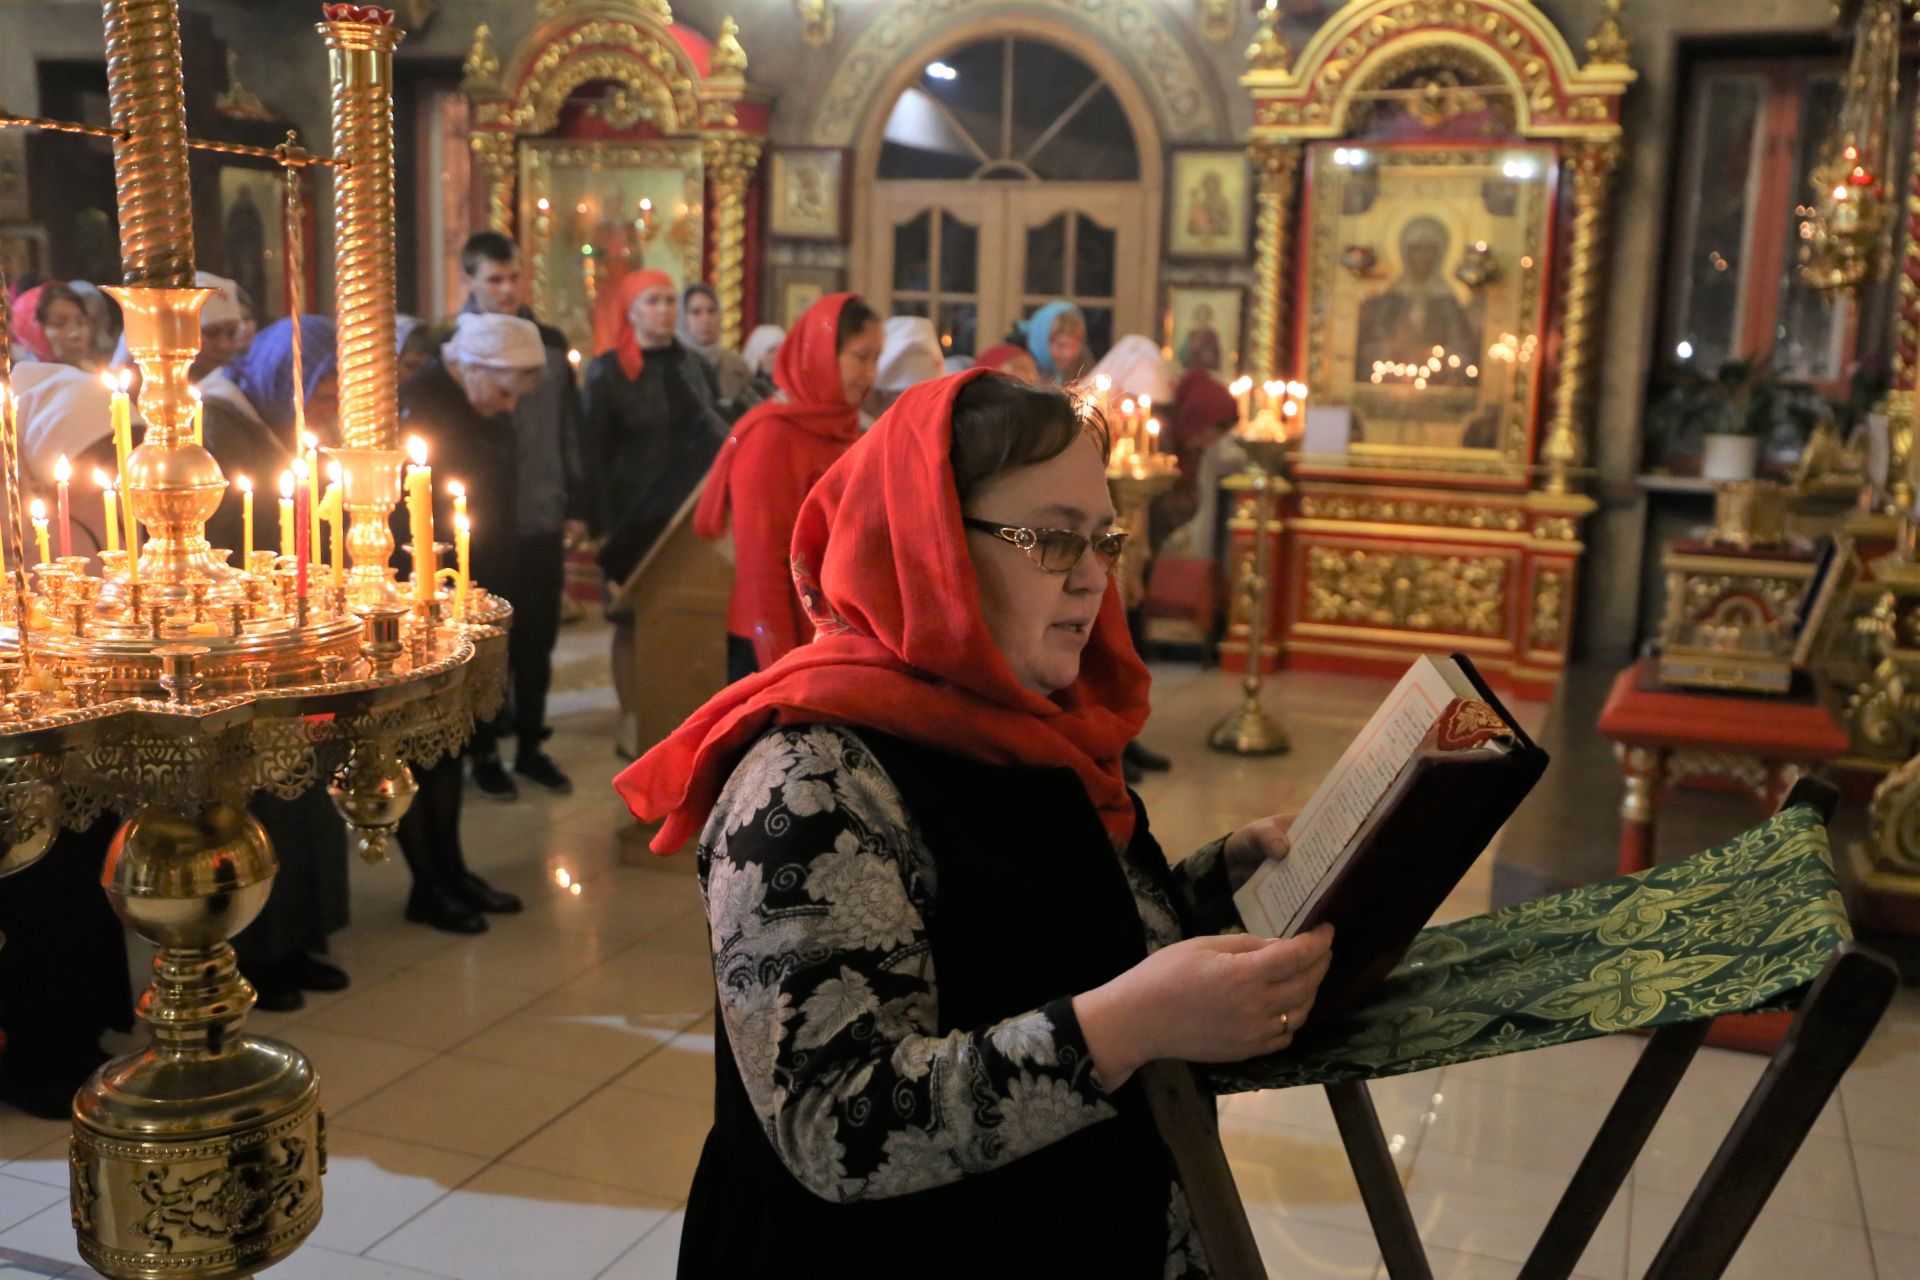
[1326,1081,1431,1280]
[1616,744,1662,875]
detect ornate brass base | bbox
[74,803,325,1279]
[1208,690,1291,755]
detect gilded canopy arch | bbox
[463,0,769,345]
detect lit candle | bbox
[1146,418,1161,457]
[321,461,345,589]
[52,455,70,560]
[1263,380,1285,415]
[293,457,311,600]
[235,474,253,566]
[1229,376,1253,425]
[567,349,581,379]
[1094,373,1112,396]
[302,432,321,581]
[454,513,470,618]
[94,469,119,554]
[108,370,137,580]
[405,436,435,602]
[279,470,296,558]
[447,480,467,530]
[30,499,49,566]
[190,385,204,447]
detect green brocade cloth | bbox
[1211,805,1852,1094]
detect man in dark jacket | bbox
[459,231,587,799]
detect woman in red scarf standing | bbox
[694,291,883,682]
[619,370,1333,1279]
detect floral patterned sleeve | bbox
[1164,837,1239,936]
[698,725,1118,1203]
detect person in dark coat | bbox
[456,231,588,800]
[394,312,547,934]
[615,372,1334,1277]
[580,268,730,759]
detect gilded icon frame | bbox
[768,148,847,241]
[1166,146,1252,260]
[1160,283,1245,375]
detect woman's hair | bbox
[399,321,438,364]
[1048,308,1087,341]
[682,282,719,310]
[34,283,86,325]
[949,374,1109,507]
[836,296,880,353]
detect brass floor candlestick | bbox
[1108,469,1177,614]
[1209,439,1291,755]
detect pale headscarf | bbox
[13,362,112,486]
[741,324,785,377]
[676,282,753,402]
[395,314,424,354]
[195,272,243,327]
[441,312,546,370]
[875,316,944,395]
[1089,335,1175,403]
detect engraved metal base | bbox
[1208,693,1292,755]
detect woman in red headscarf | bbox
[583,267,733,756]
[618,370,1333,1280]
[693,291,882,682]
[973,340,1041,384]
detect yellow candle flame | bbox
[1287,381,1309,399]
[455,513,470,534]
[327,460,342,484]
[446,480,465,500]
[236,474,252,496]
[280,471,295,500]
[1229,376,1253,395]
[93,467,112,491]
[53,455,70,484]
[407,436,428,467]
[29,499,46,521]
[117,369,132,393]
[99,370,116,392]
[1094,374,1112,394]
[293,457,309,482]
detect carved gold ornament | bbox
[215,49,274,121]
[797,0,834,48]
[1199,0,1235,44]
[1246,0,1292,72]
[712,15,748,77]
[462,23,500,90]
[1583,0,1630,66]
[1541,137,1624,493]
[1244,142,1300,380]
[1528,568,1566,651]
[1305,546,1508,636]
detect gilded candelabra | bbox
[1209,381,1302,756]
[0,4,508,1277]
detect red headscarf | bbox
[693,292,865,661]
[1172,366,1240,454]
[597,268,676,381]
[974,342,1032,376]
[10,283,56,363]
[618,367,1151,853]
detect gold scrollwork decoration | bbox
[704,134,763,350]
[1529,567,1567,651]
[462,22,500,91]
[1584,0,1631,67]
[1246,0,1291,71]
[1868,751,1920,875]
[797,0,834,48]
[1298,494,1525,532]
[711,15,748,77]
[1305,546,1508,636]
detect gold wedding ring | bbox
[1281,1010,1291,1035]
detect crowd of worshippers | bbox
[0,235,1251,1121]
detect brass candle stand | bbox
[0,4,508,1277]
[1209,436,1293,755]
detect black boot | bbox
[405,886,488,934]
[1124,740,1172,772]
[470,751,518,801]
[454,870,523,914]
[287,953,350,993]
[514,748,573,795]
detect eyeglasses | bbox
[962,517,1129,574]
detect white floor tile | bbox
[505,1088,712,1201]
[286,1026,438,1114]
[259,1242,452,1278]
[1845,991,1920,1154]
[304,967,547,1051]
[596,1210,684,1280]
[0,1140,66,1191]
[334,1054,599,1159]
[1414,1075,1617,1175]
[1402,1147,1628,1278]
[1245,1211,1379,1279]
[0,1179,62,1236]
[369,1163,672,1280]
[0,1204,81,1273]
[1631,1185,1876,1279]
[1871,1230,1920,1280]
[1855,1141,1920,1241]
[1636,1122,1863,1225]
[303,1129,485,1255]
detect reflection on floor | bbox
[0,627,1914,1279]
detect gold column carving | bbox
[1245,142,1300,382]
[1891,85,1920,509]
[101,0,194,286]
[704,134,761,350]
[320,12,406,451]
[797,0,834,48]
[1541,137,1623,494]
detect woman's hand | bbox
[1073,923,1334,1091]
[1223,812,1297,890]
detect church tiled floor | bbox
[2,620,1916,1278]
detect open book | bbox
[1234,654,1547,1016]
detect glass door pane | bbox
[1672,74,1766,370]
[1776,74,1849,381]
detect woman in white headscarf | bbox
[865,314,944,419]
[9,362,117,556]
[740,323,784,403]
[1089,334,1175,404]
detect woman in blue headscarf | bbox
[212,314,354,1012]
[1021,299,1090,385]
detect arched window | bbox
[865,36,1153,359]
